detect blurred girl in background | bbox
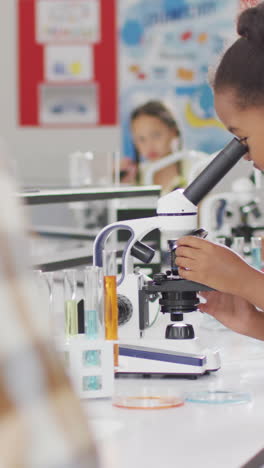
[120,100,186,193]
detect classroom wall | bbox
[0,1,253,192]
[0,1,120,185]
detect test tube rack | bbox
[57,335,115,399]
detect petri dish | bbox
[184,390,252,404]
[112,395,184,410]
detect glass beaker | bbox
[251,236,262,270]
[113,150,121,185]
[103,250,119,368]
[64,269,78,338]
[68,150,93,187]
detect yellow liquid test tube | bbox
[103,250,119,368]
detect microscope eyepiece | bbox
[183,138,248,206]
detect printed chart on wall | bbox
[18,0,117,127]
[119,0,245,159]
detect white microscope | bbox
[93,138,248,377]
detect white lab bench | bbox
[84,328,264,468]
[18,185,264,466]
[18,185,160,205]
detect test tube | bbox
[34,270,62,339]
[42,271,55,336]
[232,237,245,257]
[83,266,103,387]
[84,266,103,339]
[251,236,262,270]
[103,249,119,368]
[64,269,78,338]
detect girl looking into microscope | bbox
[120,100,186,193]
[176,2,264,340]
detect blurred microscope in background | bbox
[199,169,264,237]
[199,170,264,269]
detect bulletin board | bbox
[18,0,118,127]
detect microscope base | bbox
[117,338,220,377]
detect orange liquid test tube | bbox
[103,250,119,368]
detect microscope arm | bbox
[93,217,162,285]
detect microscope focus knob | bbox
[153,273,167,284]
[131,241,155,264]
[118,294,133,326]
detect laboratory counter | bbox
[18,185,161,205]
[84,328,264,468]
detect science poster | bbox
[119,0,242,158]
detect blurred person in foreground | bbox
[0,138,100,467]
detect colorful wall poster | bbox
[45,45,94,82]
[119,0,241,159]
[36,0,100,44]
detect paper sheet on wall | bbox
[45,45,94,82]
[36,0,100,44]
[39,83,99,125]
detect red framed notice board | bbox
[18,0,117,127]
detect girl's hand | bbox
[119,158,137,184]
[175,236,251,295]
[199,291,258,336]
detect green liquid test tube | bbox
[64,269,78,338]
[65,299,78,336]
